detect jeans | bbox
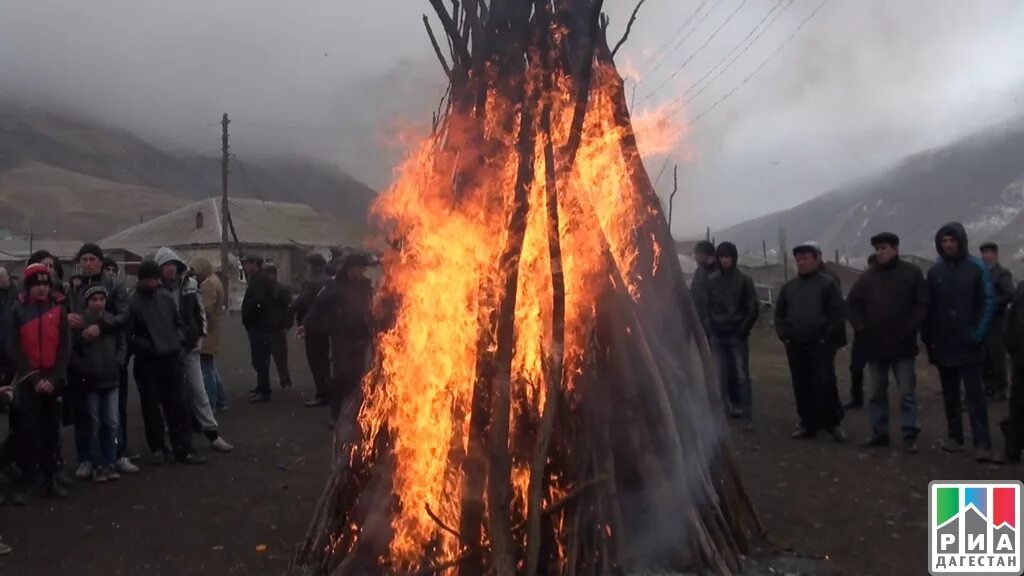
[711,334,752,419]
[248,331,272,396]
[984,316,1009,395]
[868,358,919,441]
[117,360,130,459]
[68,380,92,465]
[200,354,226,408]
[87,388,120,468]
[786,340,843,432]
[182,349,218,432]
[938,365,991,448]
[849,337,867,404]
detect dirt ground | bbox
[0,318,1015,575]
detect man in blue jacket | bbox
[923,222,994,461]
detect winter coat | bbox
[846,257,928,362]
[0,280,19,362]
[690,261,717,334]
[68,310,120,390]
[269,283,293,332]
[127,288,183,358]
[242,270,277,333]
[923,222,994,367]
[155,247,207,352]
[291,270,331,334]
[818,264,848,349]
[69,271,130,363]
[7,291,71,388]
[192,257,225,356]
[307,275,374,348]
[1006,282,1024,367]
[774,269,844,346]
[702,266,759,338]
[989,263,1015,318]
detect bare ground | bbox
[0,319,1014,575]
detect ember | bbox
[296,2,761,574]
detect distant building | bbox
[741,261,864,303]
[100,197,364,308]
[0,239,84,279]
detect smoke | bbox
[1,0,1022,233]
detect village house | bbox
[100,197,364,308]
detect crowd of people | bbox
[0,241,378,554]
[693,221,1023,465]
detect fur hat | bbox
[870,232,900,248]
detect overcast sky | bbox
[1,0,1023,236]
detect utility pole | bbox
[220,113,231,299]
[762,239,767,264]
[778,226,788,282]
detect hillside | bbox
[0,104,377,240]
[718,120,1024,260]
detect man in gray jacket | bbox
[154,247,233,454]
[980,242,1014,401]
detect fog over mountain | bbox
[1,0,1022,236]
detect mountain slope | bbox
[719,120,1024,260]
[0,104,377,240]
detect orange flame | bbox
[358,61,682,570]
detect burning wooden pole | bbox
[293,1,761,575]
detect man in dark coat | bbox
[775,243,847,443]
[242,255,277,403]
[291,253,332,407]
[265,264,293,390]
[690,240,717,335]
[306,252,376,423]
[701,242,759,422]
[999,280,1024,464]
[67,243,137,476]
[127,260,204,466]
[847,233,928,452]
[980,242,1014,401]
[923,222,994,461]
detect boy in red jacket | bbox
[8,263,70,503]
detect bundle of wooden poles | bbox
[293,2,762,575]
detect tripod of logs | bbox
[294,1,763,575]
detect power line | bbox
[682,0,831,130]
[668,0,791,112]
[638,0,752,104]
[642,0,716,76]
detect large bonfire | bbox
[295,1,761,574]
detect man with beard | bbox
[775,243,846,443]
[923,222,994,462]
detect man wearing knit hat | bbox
[67,243,137,476]
[9,263,72,501]
[126,260,205,465]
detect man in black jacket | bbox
[980,242,1014,401]
[242,255,276,403]
[67,243,138,476]
[127,260,204,465]
[701,242,759,422]
[291,253,332,407]
[690,241,717,335]
[265,264,293,390]
[306,252,376,422]
[1000,280,1024,464]
[924,222,994,461]
[847,233,928,452]
[845,254,877,410]
[775,243,846,443]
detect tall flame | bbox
[358,61,681,570]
